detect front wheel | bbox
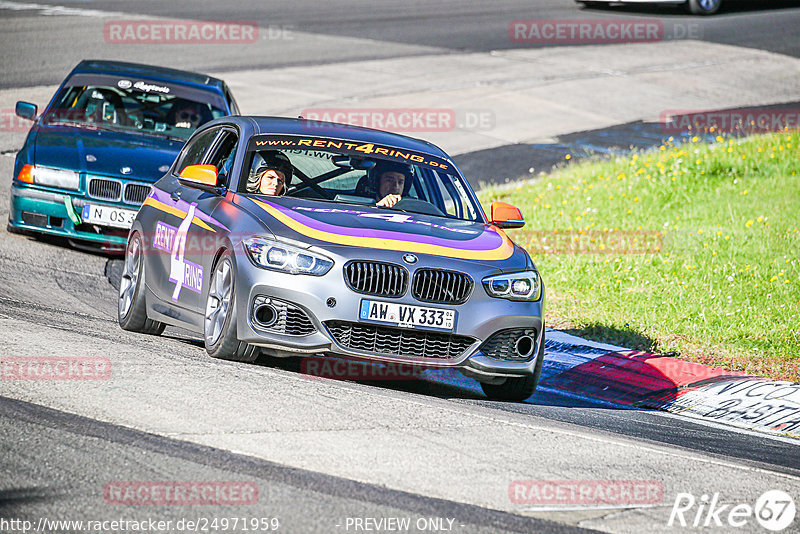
[118,231,165,335]
[687,0,721,15]
[204,251,259,362]
[480,330,545,401]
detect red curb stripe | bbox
[542,350,748,406]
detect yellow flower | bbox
[745,219,754,228]
[565,154,572,160]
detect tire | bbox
[480,329,545,401]
[687,0,721,15]
[204,250,259,362]
[118,231,166,335]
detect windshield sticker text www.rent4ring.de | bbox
[251,136,450,170]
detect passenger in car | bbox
[246,151,294,196]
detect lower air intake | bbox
[325,320,475,360]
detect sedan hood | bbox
[245,196,526,266]
[33,125,183,183]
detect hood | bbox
[244,196,525,266]
[33,125,183,183]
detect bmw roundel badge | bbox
[403,254,418,264]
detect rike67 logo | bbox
[668,490,796,531]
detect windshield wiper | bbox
[45,119,116,133]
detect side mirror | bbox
[179,164,220,188]
[490,201,525,229]
[16,101,37,121]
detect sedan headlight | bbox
[482,270,542,301]
[243,237,333,276]
[28,166,80,190]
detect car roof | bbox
[214,116,452,160]
[71,60,226,91]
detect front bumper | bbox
[233,244,544,379]
[9,184,132,247]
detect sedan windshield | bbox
[43,74,226,139]
[240,145,482,222]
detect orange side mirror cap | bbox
[490,201,525,229]
[179,164,218,187]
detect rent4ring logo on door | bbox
[668,490,796,531]
[152,204,203,301]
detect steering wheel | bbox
[391,198,445,217]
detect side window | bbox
[208,131,238,187]
[175,128,219,175]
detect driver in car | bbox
[246,151,293,196]
[172,102,204,129]
[370,161,411,207]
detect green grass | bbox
[479,131,800,381]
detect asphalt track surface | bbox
[2,1,800,533]
[2,0,800,88]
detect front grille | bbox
[325,320,475,360]
[88,178,121,201]
[480,328,538,361]
[123,183,150,205]
[344,261,408,298]
[252,296,316,336]
[412,269,473,304]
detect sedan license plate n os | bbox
[81,204,138,229]
[359,300,455,331]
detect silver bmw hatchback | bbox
[119,116,545,401]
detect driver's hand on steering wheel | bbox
[377,194,401,207]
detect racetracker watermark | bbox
[300,108,495,132]
[103,20,279,44]
[518,230,663,255]
[301,358,427,381]
[668,490,796,531]
[661,108,800,134]
[1,356,111,380]
[510,480,663,507]
[509,19,701,44]
[0,108,33,132]
[104,481,258,505]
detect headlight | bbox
[31,166,80,190]
[243,237,333,276]
[482,270,542,301]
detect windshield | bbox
[240,142,482,223]
[42,73,226,139]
